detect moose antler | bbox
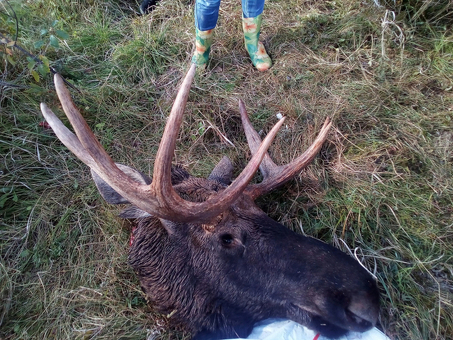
[239,100,332,200]
[40,64,285,224]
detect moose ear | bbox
[91,163,152,205]
[119,206,152,219]
[208,156,234,185]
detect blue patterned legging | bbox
[195,0,265,31]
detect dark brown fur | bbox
[94,164,380,340]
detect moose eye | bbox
[220,234,235,246]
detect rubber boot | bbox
[242,14,272,71]
[192,28,214,69]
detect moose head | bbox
[40,64,380,340]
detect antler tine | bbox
[52,73,158,207]
[148,67,287,217]
[54,73,120,173]
[40,103,100,171]
[239,99,277,178]
[215,114,286,200]
[53,70,219,222]
[148,63,288,222]
[48,66,285,224]
[161,114,286,223]
[150,63,196,207]
[239,100,332,199]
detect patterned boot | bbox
[242,14,272,71]
[192,28,214,69]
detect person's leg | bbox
[192,0,221,68]
[242,0,264,18]
[195,0,221,31]
[241,0,272,71]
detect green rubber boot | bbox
[192,28,214,69]
[242,14,272,71]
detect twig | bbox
[1,0,19,42]
[0,81,29,89]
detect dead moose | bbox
[40,64,380,340]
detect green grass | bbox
[1,0,452,339]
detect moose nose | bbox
[345,308,375,332]
[346,296,379,332]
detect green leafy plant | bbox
[0,39,16,66]
[33,20,69,49]
[25,20,70,82]
[26,55,50,82]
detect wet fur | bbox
[95,166,379,339]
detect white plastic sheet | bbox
[224,319,390,340]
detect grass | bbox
[1,0,452,339]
